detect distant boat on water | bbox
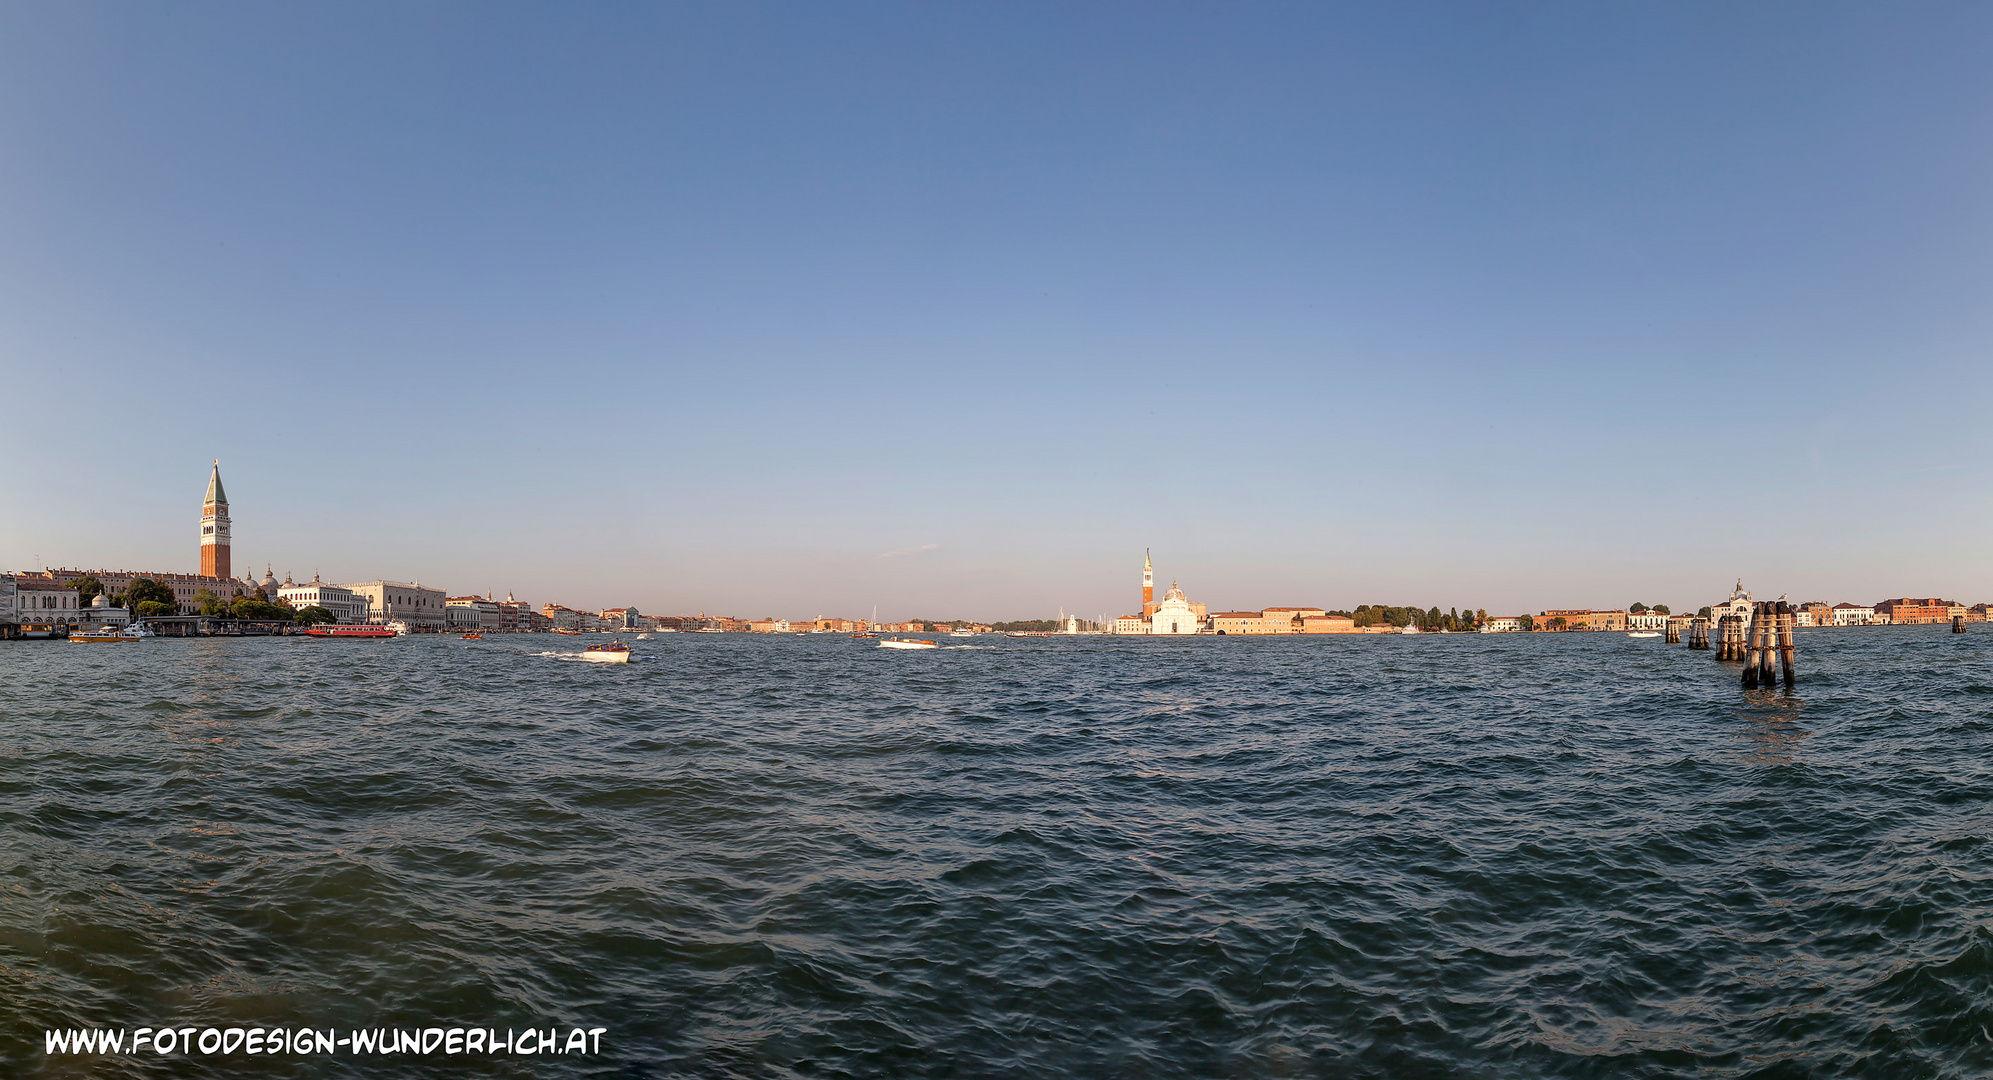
[878,637,938,650]
[305,625,398,639]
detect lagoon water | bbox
[4,628,1992,1077]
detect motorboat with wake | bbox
[878,637,938,650]
[580,640,632,663]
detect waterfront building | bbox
[28,569,246,616]
[601,607,641,630]
[1708,581,1753,626]
[79,593,131,627]
[749,619,791,633]
[1297,614,1358,633]
[1263,607,1326,632]
[542,604,600,630]
[1627,610,1669,631]
[446,595,502,631]
[1210,611,1274,635]
[1588,610,1629,632]
[494,594,531,632]
[1484,616,1523,633]
[1873,598,1963,625]
[1971,604,1993,623]
[1538,609,1628,631]
[1210,607,1325,634]
[1112,614,1146,635]
[341,581,447,628]
[0,573,13,625]
[15,577,80,626]
[1150,582,1201,635]
[1832,603,1876,626]
[1800,601,1833,627]
[280,575,367,623]
[200,460,232,580]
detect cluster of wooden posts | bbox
[1683,602,1797,687]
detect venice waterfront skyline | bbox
[4,5,1991,618]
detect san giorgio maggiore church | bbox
[21,461,440,626]
[1113,551,1208,635]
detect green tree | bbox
[135,600,175,618]
[125,577,176,611]
[1653,605,1670,615]
[992,620,1059,632]
[294,605,337,625]
[1550,616,1568,631]
[1697,606,1712,618]
[195,590,227,617]
[1629,602,1647,613]
[1427,606,1441,629]
[1517,614,1534,632]
[73,575,103,606]
[231,596,294,621]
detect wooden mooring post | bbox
[1731,599,1800,688]
[1757,604,1779,686]
[1954,615,1967,634]
[1718,613,1743,661]
[1666,620,1681,644]
[1741,604,1763,687]
[1688,617,1709,650]
[1777,601,1797,686]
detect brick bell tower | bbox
[200,460,231,579]
[1141,549,1155,617]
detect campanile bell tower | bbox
[200,460,231,579]
[1141,549,1155,617]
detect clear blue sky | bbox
[4,2,1990,620]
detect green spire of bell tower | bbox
[205,459,227,506]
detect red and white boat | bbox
[878,636,939,650]
[305,624,400,639]
[580,640,632,663]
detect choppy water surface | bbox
[4,629,1992,1077]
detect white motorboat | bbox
[1627,631,1662,638]
[878,637,939,650]
[949,629,976,637]
[580,640,632,663]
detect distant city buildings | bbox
[10,465,1993,640]
[281,575,368,623]
[1873,598,1965,625]
[342,581,447,629]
